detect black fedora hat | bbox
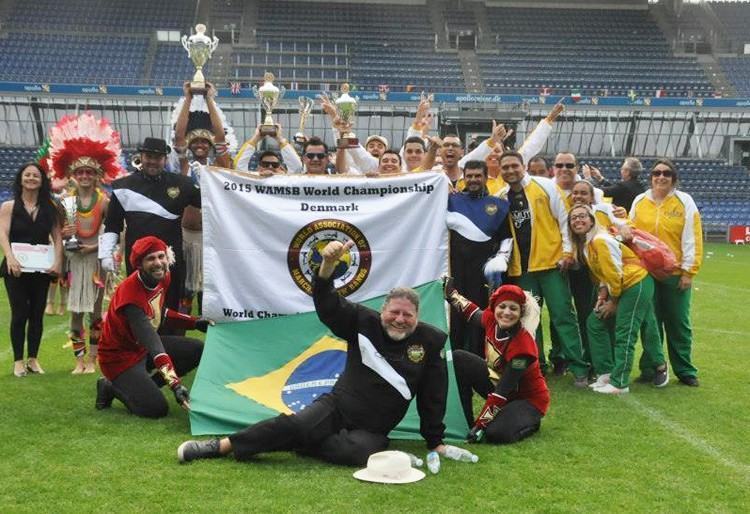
[137,137,171,155]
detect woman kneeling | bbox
[446,282,549,443]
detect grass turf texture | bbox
[0,242,749,513]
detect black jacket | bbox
[313,275,448,448]
[598,178,644,211]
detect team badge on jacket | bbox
[167,187,180,199]
[407,344,425,363]
[485,203,498,216]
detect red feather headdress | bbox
[48,112,125,183]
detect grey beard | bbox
[384,326,413,341]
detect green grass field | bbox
[1,242,749,513]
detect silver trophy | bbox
[252,72,286,137]
[333,83,358,149]
[181,24,219,95]
[61,196,80,252]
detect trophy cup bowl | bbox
[181,23,219,95]
[297,96,314,135]
[334,83,359,149]
[61,196,80,252]
[252,72,285,137]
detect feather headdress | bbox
[48,112,125,183]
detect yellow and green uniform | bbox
[507,174,587,378]
[456,176,506,196]
[630,189,702,379]
[583,231,665,388]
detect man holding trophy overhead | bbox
[47,112,124,374]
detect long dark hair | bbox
[13,162,64,226]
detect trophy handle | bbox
[279,85,287,100]
[180,35,189,52]
[210,36,220,53]
[251,84,259,99]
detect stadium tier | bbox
[1,0,744,95]
[481,8,713,97]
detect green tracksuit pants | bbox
[639,274,698,380]
[515,268,589,378]
[587,275,665,388]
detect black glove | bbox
[443,276,457,301]
[195,319,212,333]
[172,384,190,406]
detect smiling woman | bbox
[629,158,704,387]
[0,162,64,377]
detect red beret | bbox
[129,236,168,269]
[489,284,526,311]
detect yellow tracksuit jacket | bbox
[584,230,648,298]
[629,189,703,276]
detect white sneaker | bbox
[594,383,629,395]
[588,373,610,389]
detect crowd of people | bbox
[0,83,704,468]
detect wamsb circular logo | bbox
[287,219,372,296]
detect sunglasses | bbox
[305,152,327,160]
[259,161,281,169]
[554,162,576,169]
[651,169,674,177]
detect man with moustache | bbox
[302,137,334,175]
[447,160,511,355]
[498,151,589,386]
[177,240,454,466]
[94,236,209,418]
[99,138,201,315]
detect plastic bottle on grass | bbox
[443,445,479,463]
[406,452,424,467]
[426,451,440,474]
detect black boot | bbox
[95,377,115,410]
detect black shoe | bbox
[634,374,653,384]
[653,367,669,388]
[177,439,222,463]
[95,377,115,410]
[553,360,568,376]
[678,375,699,387]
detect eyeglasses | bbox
[259,161,281,169]
[651,168,674,177]
[554,162,576,169]
[569,214,590,222]
[305,152,327,160]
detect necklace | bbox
[76,189,98,214]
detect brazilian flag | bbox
[189,280,469,442]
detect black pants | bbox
[110,336,203,418]
[4,273,51,361]
[229,394,390,467]
[453,349,542,444]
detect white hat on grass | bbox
[353,451,425,484]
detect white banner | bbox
[201,168,449,322]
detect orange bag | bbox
[623,229,678,281]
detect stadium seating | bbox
[480,8,714,97]
[710,1,750,47]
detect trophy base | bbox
[259,124,278,138]
[337,136,359,149]
[189,81,207,95]
[64,239,81,252]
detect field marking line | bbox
[625,396,750,482]
[693,327,750,337]
[693,280,750,293]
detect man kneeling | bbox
[178,240,458,466]
[95,236,209,418]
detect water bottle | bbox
[443,445,479,463]
[406,452,423,467]
[426,451,440,474]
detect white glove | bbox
[98,232,118,272]
[101,257,115,273]
[484,238,513,290]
